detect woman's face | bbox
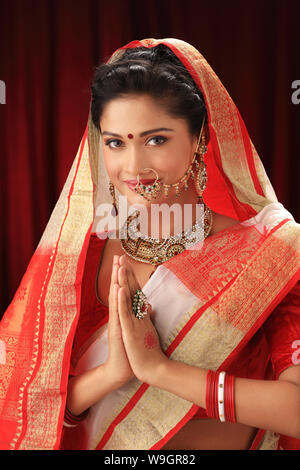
[100,94,198,209]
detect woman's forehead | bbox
[100,95,189,132]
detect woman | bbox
[0,38,299,451]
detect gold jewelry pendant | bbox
[109,181,118,216]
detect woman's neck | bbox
[136,187,202,239]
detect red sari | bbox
[74,234,300,390]
[61,232,300,450]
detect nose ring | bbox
[134,168,161,201]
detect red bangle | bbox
[205,370,219,419]
[64,406,89,426]
[205,370,236,423]
[224,373,236,423]
[205,370,213,418]
[214,371,220,420]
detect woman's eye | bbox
[147,136,167,146]
[104,139,123,149]
[104,136,167,148]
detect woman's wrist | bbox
[145,357,208,409]
[103,360,135,389]
[66,362,125,416]
[145,354,172,387]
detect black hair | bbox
[90,44,207,138]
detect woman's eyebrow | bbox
[101,128,174,138]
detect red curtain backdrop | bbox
[1,0,299,317]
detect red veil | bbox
[0,38,299,450]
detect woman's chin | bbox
[118,188,151,210]
[123,194,167,211]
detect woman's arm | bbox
[66,363,125,416]
[67,257,136,417]
[116,255,300,440]
[149,360,300,439]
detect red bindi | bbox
[127,133,134,139]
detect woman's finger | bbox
[108,258,121,333]
[118,286,132,327]
[108,256,119,302]
[111,255,119,284]
[119,255,140,295]
[119,255,154,319]
[118,265,133,314]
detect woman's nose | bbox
[125,146,144,176]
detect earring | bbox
[161,117,207,200]
[109,181,118,216]
[162,156,196,198]
[193,130,208,203]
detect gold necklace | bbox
[120,205,213,266]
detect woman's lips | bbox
[125,179,156,184]
[125,179,157,191]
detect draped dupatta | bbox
[0,38,299,450]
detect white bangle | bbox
[218,371,226,422]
